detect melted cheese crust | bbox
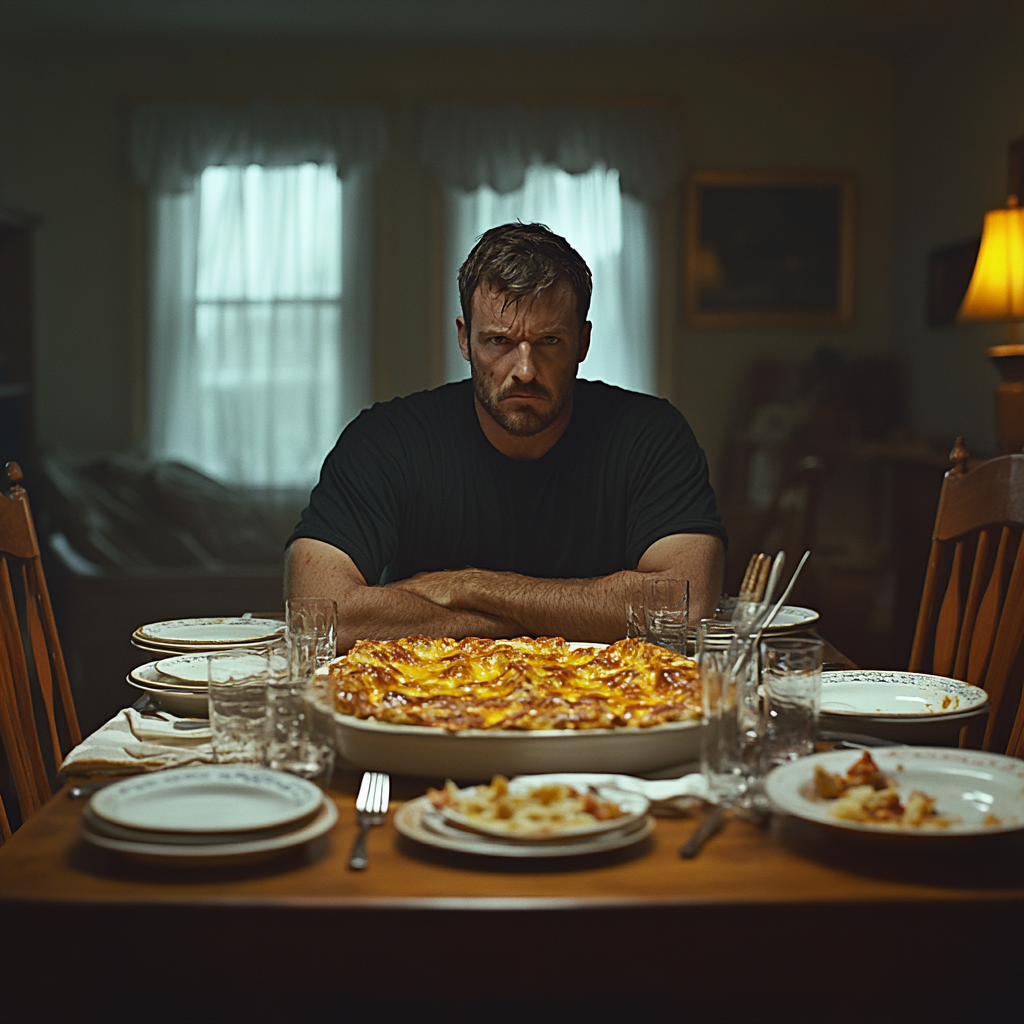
[327,636,700,731]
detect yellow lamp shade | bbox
[957,202,1024,322]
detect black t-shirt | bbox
[288,379,726,585]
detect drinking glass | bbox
[760,637,824,768]
[698,634,749,805]
[285,597,338,668]
[266,636,337,783]
[643,577,689,653]
[208,648,270,764]
[625,579,646,639]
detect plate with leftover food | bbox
[394,798,654,858]
[765,747,1024,837]
[427,774,649,840]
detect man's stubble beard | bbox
[469,350,576,437]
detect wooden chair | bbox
[909,438,1024,754]
[0,462,81,839]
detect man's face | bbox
[457,280,591,438]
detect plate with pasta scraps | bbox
[765,747,1024,838]
[425,775,650,841]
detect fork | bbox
[732,553,772,636]
[348,771,390,870]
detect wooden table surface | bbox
[2,768,1022,1024]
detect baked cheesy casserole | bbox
[326,636,700,731]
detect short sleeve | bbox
[623,399,727,567]
[286,409,404,586]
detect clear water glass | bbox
[643,577,689,653]
[285,597,338,668]
[698,637,749,805]
[266,636,336,782]
[208,648,270,765]
[625,579,646,639]
[760,637,824,768]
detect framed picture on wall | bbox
[685,169,856,329]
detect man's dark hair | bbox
[458,222,593,336]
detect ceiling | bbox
[0,0,998,45]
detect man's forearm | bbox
[285,538,520,652]
[395,569,640,644]
[334,584,520,652]
[388,534,724,641]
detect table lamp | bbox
[957,195,1024,452]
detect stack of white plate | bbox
[128,619,282,715]
[131,617,284,656]
[393,778,654,858]
[80,766,337,865]
[127,650,272,717]
[820,670,989,744]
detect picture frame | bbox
[685,169,857,329]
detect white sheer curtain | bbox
[421,105,680,394]
[132,103,386,487]
[445,163,656,391]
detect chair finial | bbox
[5,462,23,488]
[949,437,970,476]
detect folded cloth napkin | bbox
[59,708,213,777]
[510,771,710,816]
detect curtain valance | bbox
[419,104,682,204]
[131,102,388,194]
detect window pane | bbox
[152,163,345,488]
[446,163,655,394]
[196,163,342,301]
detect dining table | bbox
[2,631,1022,1024]
[1,767,1021,1024]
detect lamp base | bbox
[987,344,1024,453]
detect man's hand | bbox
[285,539,520,652]
[390,533,725,643]
[390,569,484,608]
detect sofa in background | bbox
[40,455,306,733]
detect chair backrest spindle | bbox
[0,462,81,837]
[909,439,1024,756]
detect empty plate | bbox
[821,670,988,718]
[90,765,323,833]
[137,618,284,645]
[156,651,267,683]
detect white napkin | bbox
[510,771,710,816]
[59,708,214,777]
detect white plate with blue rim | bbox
[90,765,323,833]
[764,605,820,631]
[820,670,988,718]
[155,651,268,683]
[81,796,338,865]
[136,617,284,645]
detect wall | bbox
[893,3,1024,457]
[0,28,1008,478]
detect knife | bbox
[679,805,726,858]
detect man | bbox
[286,222,726,650]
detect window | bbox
[135,102,385,490]
[445,163,656,393]
[151,163,347,487]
